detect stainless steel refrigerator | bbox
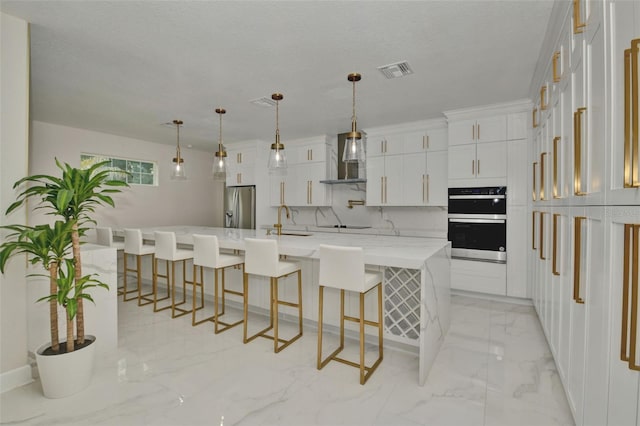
[224,185,256,229]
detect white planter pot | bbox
[35,335,96,398]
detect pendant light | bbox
[212,108,227,181]
[171,119,187,180]
[343,73,366,163]
[268,93,287,170]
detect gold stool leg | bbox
[360,291,365,385]
[153,258,171,312]
[214,265,244,333]
[137,254,154,306]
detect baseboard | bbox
[451,289,533,306]
[0,364,33,393]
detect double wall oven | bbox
[448,187,507,263]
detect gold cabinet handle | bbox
[540,212,546,260]
[426,174,430,203]
[573,216,586,304]
[472,160,475,176]
[553,137,561,198]
[477,124,481,140]
[622,224,640,371]
[573,0,586,34]
[540,85,548,111]
[422,174,426,203]
[553,51,561,83]
[472,124,475,140]
[540,153,547,200]
[380,140,384,154]
[532,211,537,250]
[552,214,560,275]
[384,176,388,204]
[533,161,538,201]
[533,108,538,128]
[477,160,480,175]
[426,135,430,149]
[624,40,640,188]
[380,176,384,203]
[237,152,242,163]
[280,181,284,205]
[307,181,312,204]
[237,173,242,184]
[574,107,587,196]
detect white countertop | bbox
[122,226,450,269]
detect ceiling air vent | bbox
[249,96,277,108]
[377,61,413,79]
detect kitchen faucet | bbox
[274,204,290,236]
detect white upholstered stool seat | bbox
[242,238,303,353]
[123,228,158,306]
[317,244,383,385]
[154,231,194,318]
[192,234,244,330]
[96,227,130,300]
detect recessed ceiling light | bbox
[377,60,414,79]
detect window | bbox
[80,154,157,186]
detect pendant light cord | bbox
[275,98,280,146]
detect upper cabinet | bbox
[269,136,331,207]
[365,120,448,207]
[445,104,529,188]
[226,142,257,186]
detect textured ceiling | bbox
[1,1,553,151]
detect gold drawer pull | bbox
[553,51,561,83]
[533,161,538,201]
[552,214,560,275]
[540,212,546,260]
[540,153,547,200]
[573,0,586,34]
[553,137,561,198]
[622,224,640,371]
[574,107,587,196]
[573,216,586,304]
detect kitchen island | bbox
[117,226,451,385]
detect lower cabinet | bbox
[531,206,640,426]
[450,259,506,295]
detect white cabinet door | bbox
[307,162,330,206]
[426,127,449,151]
[402,153,426,206]
[448,119,476,146]
[476,141,507,179]
[402,128,448,153]
[366,156,385,206]
[506,204,528,298]
[425,150,447,206]
[402,131,428,154]
[448,144,476,180]
[476,115,507,143]
[384,155,404,205]
[607,207,640,426]
[507,139,528,206]
[507,112,528,141]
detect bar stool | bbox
[96,227,131,300]
[191,234,244,330]
[243,238,303,353]
[154,231,194,318]
[317,244,383,385]
[123,228,158,306]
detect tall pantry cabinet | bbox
[529,1,640,425]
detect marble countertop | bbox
[117,226,450,269]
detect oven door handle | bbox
[449,218,506,224]
[448,194,506,200]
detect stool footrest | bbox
[244,324,273,343]
[343,316,380,328]
[214,317,244,333]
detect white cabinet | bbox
[269,138,331,207]
[607,207,640,426]
[366,124,448,207]
[448,116,507,146]
[448,140,507,184]
[226,145,256,186]
[450,258,506,295]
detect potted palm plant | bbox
[0,159,128,398]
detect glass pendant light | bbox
[343,73,366,163]
[268,93,287,170]
[171,119,187,180]
[212,108,227,181]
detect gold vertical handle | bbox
[477,124,480,140]
[533,161,538,201]
[426,174,430,203]
[385,140,388,153]
[280,181,284,205]
[622,224,640,371]
[552,214,560,275]
[423,135,426,150]
[540,85,548,111]
[380,140,384,154]
[532,211,537,250]
[238,152,243,163]
[574,107,587,196]
[533,108,538,128]
[540,212,546,260]
[426,135,430,149]
[307,181,311,204]
[626,39,640,188]
[477,160,480,175]
[472,160,475,176]
[573,216,586,304]
[553,137,561,198]
[384,176,388,204]
[422,175,426,203]
[380,176,384,204]
[237,173,242,185]
[540,153,547,200]
[553,51,561,83]
[573,0,586,34]
[472,124,475,140]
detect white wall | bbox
[30,121,224,229]
[0,12,31,392]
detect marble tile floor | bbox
[0,294,574,426]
